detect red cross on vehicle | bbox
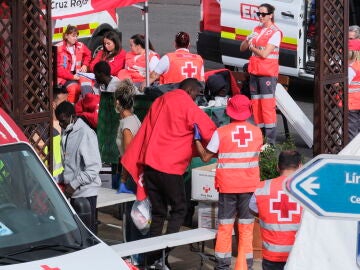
[41,265,61,270]
[231,125,252,147]
[270,190,301,222]
[181,62,197,78]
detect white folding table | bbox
[96,187,136,243]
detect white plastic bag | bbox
[130,198,151,235]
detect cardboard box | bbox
[191,163,219,201]
[197,202,218,229]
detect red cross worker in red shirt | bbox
[194,94,264,270]
[146,31,204,87]
[249,150,303,270]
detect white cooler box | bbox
[198,202,218,229]
[191,163,219,201]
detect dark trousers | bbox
[144,166,187,236]
[71,196,97,234]
[143,166,187,264]
[262,258,286,270]
[348,109,360,141]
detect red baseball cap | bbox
[349,39,360,51]
[226,94,252,121]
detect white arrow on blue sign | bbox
[285,154,360,219]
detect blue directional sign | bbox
[357,222,360,267]
[285,154,360,219]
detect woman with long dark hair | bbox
[90,30,126,76]
[118,34,159,84]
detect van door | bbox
[220,0,305,77]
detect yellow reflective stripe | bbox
[53,33,63,41]
[221,31,236,40]
[222,27,297,47]
[78,29,91,37]
[89,22,100,30]
[235,28,251,36]
[282,36,297,45]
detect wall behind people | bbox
[117,3,199,57]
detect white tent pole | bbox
[144,1,149,87]
[132,1,149,87]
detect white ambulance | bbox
[0,108,131,269]
[197,0,360,79]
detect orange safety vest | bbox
[160,50,204,84]
[248,24,282,77]
[348,61,360,110]
[254,175,302,262]
[215,122,263,193]
[118,50,159,82]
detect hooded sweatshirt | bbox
[61,117,102,198]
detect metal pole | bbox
[132,2,150,87]
[144,1,149,87]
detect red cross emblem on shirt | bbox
[41,265,61,270]
[270,190,301,222]
[231,125,252,147]
[181,61,197,78]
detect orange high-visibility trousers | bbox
[261,96,276,128]
[215,222,234,269]
[234,222,254,270]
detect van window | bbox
[0,143,99,264]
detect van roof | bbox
[0,107,28,144]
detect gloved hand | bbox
[246,32,258,42]
[118,182,135,194]
[193,123,202,141]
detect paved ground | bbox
[97,205,262,270]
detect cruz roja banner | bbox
[51,0,146,19]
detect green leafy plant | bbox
[259,138,297,180]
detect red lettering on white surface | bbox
[240,3,259,21]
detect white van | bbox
[0,108,131,269]
[197,0,360,79]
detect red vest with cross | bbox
[254,175,303,262]
[215,121,263,193]
[160,50,204,84]
[248,24,282,77]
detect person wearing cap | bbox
[144,31,204,89]
[194,94,263,270]
[240,3,282,145]
[347,41,360,140]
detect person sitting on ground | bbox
[56,25,92,104]
[90,30,126,76]
[249,150,303,270]
[118,34,159,85]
